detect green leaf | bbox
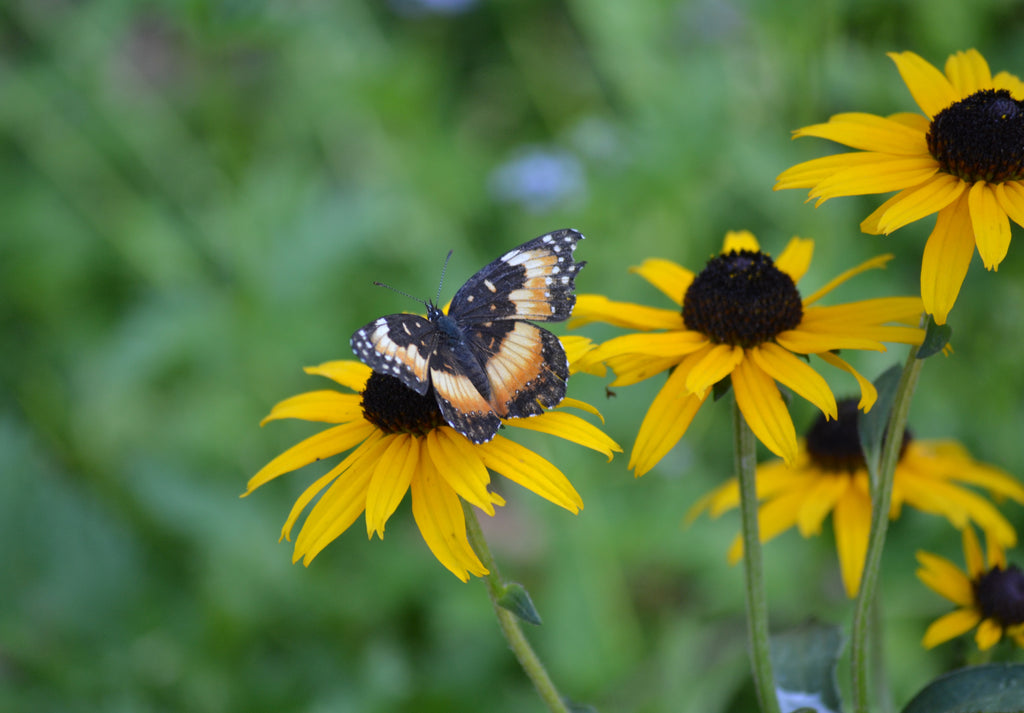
[901,664,1024,713]
[916,315,952,360]
[770,622,844,713]
[498,582,543,626]
[857,364,902,477]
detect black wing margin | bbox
[349,314,437,395]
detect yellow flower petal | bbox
[558,397,604,422]
[797,475,850,536]
[293,434,392,564]
[410,458,488,581]
[304,360,373,391]
[774,237,814,283]
[506,410,621,461]
[776,325,886,354]
[888,51,960,118]
[727,491,807,563]
[976,618,1004,651]
[818,352,878,411]
[775,152,894,192]
[731,358,798,464]
[944,49,992,97]
[861,173,964,235]
[994,181,1024,230]
[570,295,683,330]
[810,156,938,202]
[722,230,760,253]
[685,344,744,396]
[593,330,708,360]
[629,364,705,476]
[968,181,1012,270]
[963,526,985,578]
[793,112,928,154]
[605,352,686,387]
[921,193,975,325]
[260,391,364,426]
[749,344,837,419]
[562,335,604,376]
[476,436,583,512]
[922,608,982,649]
[916,551,974,605]
[801,297,924,325]
[425,428,496,515]
[245,419,378,494]
[365,434,421,538]
[832,480,872,597]
[629,258,694,306]
[801,255,894,306]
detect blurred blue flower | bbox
[489,147,585,212]
[390,0,478,16]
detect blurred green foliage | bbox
[3,1,1024,711]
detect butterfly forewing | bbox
[349,314,437,395]
[448,229,585,324]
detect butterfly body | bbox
[350,229,585,443]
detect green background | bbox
[3,1,1024,711]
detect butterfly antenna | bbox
[372,281,429,309]
[435,250,454,303]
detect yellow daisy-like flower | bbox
[571,230,924,474]
[917,526,1024,650]
[692,398,1024,597]
[245,345,619,581]
[776,49,1024,325]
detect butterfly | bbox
[350,229,586,443]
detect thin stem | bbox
[851,344,923,713]
[734,400,782,713]
[462,501,571,713]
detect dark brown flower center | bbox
[805,399,912,473]
[974,564,1024,628]
[926,88,1024,182]
[361,372,445,436]
[682,250,803,348]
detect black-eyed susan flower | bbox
[917,526,1024,650]
[570,231,924,474]
[692,398,1024,597]
[776,49,1024,325]
[245,354,619,581]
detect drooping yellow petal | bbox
[425,428,496,515]
[293,434,392,564]
[722,230,760,253]
[796,475,851,536]
[963,526,985,578]
[476,436,583,512]
[749,344,837,419]
[832,480,872,597]
[818,352,878,411]
[570,295,683,330]
[994,181,1024,230]
[916,551,975,605]
[731,358,798,464]
[364,434,421,538]
[410,457,488,581]
[304,360,373,391]
[888,51,960,118]
[685,344,744,396]
[920,194,975,325]
[860,173,964,235]
[245,419,378,494]
[921,608,982,649]
[773,237,814,283]
[629,364,705,476]
[968,181,1012,270]
[944,49,992,97]
[976,618,1004,651]
[558,397,604,421]
[793,112,928,154]
[810,156,938,202]
[506,410,621,461]
[260,391,364,426]
[801,255,893,305]
[629,258,694,307]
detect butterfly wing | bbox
[447,229,585,324]
[465,320,569,418]
[429,341,503,443]
[349,314,438,395]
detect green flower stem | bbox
[733,400,782,713]
[463,501,571,713]
[851,343,923,713]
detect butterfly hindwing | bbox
[349,314,437,395]
[429,344,503,443]
[448,229,585,324]
[465,320,569,418]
